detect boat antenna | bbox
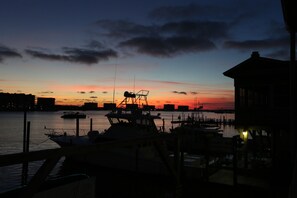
[133,75,135,94]
[112,61,117,104]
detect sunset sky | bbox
[0,0,290,109]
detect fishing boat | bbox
[45,90,213,178]
[46,90,171,173]
[61,112,86,119]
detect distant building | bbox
[0,93,35,110]
[143,105,155,111]
[163,104,175,111]
[37,97,55,110]
[177,105,189,111]
[83,102,98,110]
[103,103,116,110]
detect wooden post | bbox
[289,30,297,172]
[233,135,238,186]
[204,137,210,181]
[90,118,93,132]
[21,157,61,198]
[22,112,28,186]
[174,130,182,197]
[76,117,79,137]
[174,131,181,178]
[23,111,27,153]
[243,131,248,169]
[135,145,139,172]
[26,121,30,153]
[171,114,174,130]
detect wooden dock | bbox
[0,131,278,198]
[0,133,183,198]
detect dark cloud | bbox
[95,18,228,57]
[265,49,290,60]
[223,37,289,50]
[95,20,158,39]
[26,49,66,61]
[85,40,105,49]
[25,47,118,65]
[0,45,22,62]
[89,91,95,93]
[90,2,288,59]
[119,36,215,57]
[190,92,198,95]
[77,91,86,94]
[102,91,108,94]
[148,3,228,20]
[172,91,187,95]
[90,96,97,98]
[160,21,228,39]
[84,2,287,62]
[39,91,54,94]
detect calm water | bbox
[0,110,236,192]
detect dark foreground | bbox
[91,171,273,198]
[0,158,281,198]
[58,159,274,198]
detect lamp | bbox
[242,131,248,141]
[240,130,248,142]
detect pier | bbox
[0,132,274,198]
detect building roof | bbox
[223,51,289,79]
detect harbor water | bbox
[0,110,236,193]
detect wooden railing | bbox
[0,133,181,198]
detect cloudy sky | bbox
[0,0,290,109]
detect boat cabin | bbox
[106,109,161,132]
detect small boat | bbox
[61,112,86,119]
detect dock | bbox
[0,132,286,198]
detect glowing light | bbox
[240,131,248,141]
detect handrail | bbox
[0,133,178,198]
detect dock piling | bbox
[76,117,79,137]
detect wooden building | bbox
[224,51,292,194]
[224,51,290,130]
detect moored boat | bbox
[61,112,86,119]
[46,90,170,174]
[45,90,211,178]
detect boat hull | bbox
[68,144,170,175]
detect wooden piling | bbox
[22,121,30,186]
[26,121,30,153]
[90,118,93,132]
[233,135,239,186]
[76,117,79,137]
[23,111,27,153]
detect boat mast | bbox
[112,63,117,104]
